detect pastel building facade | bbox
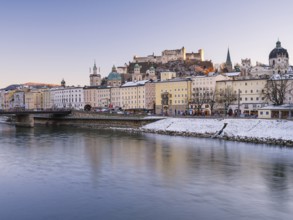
[155,78,192,115]
[110,87,121,109]
[120,80,148,110]
[96,87,111,107]
[145,81,156,111]
[13,91,25,109]
[216,79,268,115]
[190,74,228,115]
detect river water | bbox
[0,123,293,220]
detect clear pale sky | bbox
[1,0,293,88]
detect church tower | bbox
[132,63,142,82]
[241,59,251,77]
[89,62,101,86]
[145,66,157,81]
[61,78,66,87]
[225,48,233,72]
[269,40,289,74]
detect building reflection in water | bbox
[1,123,293,219]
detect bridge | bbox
[0,110,72,127]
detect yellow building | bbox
[42,89,53,109]
[97,87,111,107]
[258,104,293,119]
[160,72,176,81]
[2,90,15,110]
[25,90,43,110]
[155,78,192,115]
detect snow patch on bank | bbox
[142,118,293,142]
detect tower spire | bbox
[226,48,232,65]
[225,48,233,72]
[93,60,97,75]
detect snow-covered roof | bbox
[258,104,293,110]
[121,80,149,87]
[225,72,240,77]
[270,73,293,80]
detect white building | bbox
[51,87,84,110]
[191,73,228,94]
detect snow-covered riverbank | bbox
[141,117,293,146]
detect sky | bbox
[1,0,293,88]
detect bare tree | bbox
[207,90,217,115]
[191,89,208,115]
[263,79,288,105]
[216,87,237,115]
[191,89,217,115]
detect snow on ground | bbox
[142,118,293,141]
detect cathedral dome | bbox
[108,65,121,81]
[108,72,121,80]
[269,40,289,59]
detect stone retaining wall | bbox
[34,116,161,129]
[140,128,293,147]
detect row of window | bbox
[55,90,82,93]
[54,98,82,102]
[160,88,188,92]
[240,97,265,101]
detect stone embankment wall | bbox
[34,110,161,129]
[140,128,293,146]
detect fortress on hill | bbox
[133,47,204,64]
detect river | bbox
[0,123,292,220]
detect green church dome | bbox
[108,65,122,81]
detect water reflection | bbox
[0,123,293,219]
